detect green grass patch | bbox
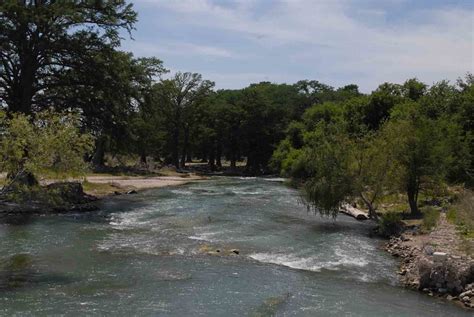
[82,180,118,196]
[448,190,474,237]
[446,208,457,223]
[421,207,440,232]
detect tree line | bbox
[271,77,473,218]
[1,1,472,219]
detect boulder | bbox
[459,290,473,298]
[433,252,448,263]
[423,246,434,255]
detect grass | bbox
[445,190,474,255]
[376,192,409,214]
[82,180,120,196]
[447,190,474,237]
[421,207,440,232]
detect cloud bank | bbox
[122,0,474,92]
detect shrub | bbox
[452,190,474,237]
[0,109,93,186]
[377,212,403,237]
[421,207,440,231]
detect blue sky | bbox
[121,0,473,92]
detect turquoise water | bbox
[0,177,470,316]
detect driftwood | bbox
[340,203,369,220]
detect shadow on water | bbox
[0,213,35,226]
[0,254,75,292]
[250,292,292,317]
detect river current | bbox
[0,177,470,316]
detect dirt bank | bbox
[385,213,474,309]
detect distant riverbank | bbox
[82,173,206,197]
[0,172,206,221]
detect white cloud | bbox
[122,41,238,59]
[131,0,474,91]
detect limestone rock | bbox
[433,252,448,263]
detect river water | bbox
[0,177,470,316]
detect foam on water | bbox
[1,177,471,316]
[263,178,286,182]
[249,251,369,273]
[188,231,223,242]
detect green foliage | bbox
[0,109,94,182]
[302,102,343,130]
[0,0,137,114]
[2,184,64,207]
[377,212,403,237]
[300,123,353,217]
[386,101,454,215]
[421,207,440,232]
[449,190,474,237]
[275,74,473,220]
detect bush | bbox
[421,207,440,231]
[377,212,403,237]
[451,190,474,237]
[0,109,93,184]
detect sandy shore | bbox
[83,174,206,197]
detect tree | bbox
[349,128,399,219]
[153,72,214,168]
[402,78,427,101]
[0,0,136,114]
[0,109,94,188]
[387,101,449,216]
[299,122,353,217]
[286,121,397,219]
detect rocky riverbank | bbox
[385,213,474,309]
[0,173,205,223]
[0,182,98,223]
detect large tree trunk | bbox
[186,151,192,163]
[9,26,36,114]
[92,137,106,168]
[407,178,420,216]
[208,140,216,171]
[229,137,237,169]
[140,152,147,167]
[172,127,180,169]
[216,138,222,168]
[407,187,420,216]
[230,155,236,169]
[180,126,189,168]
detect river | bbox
[0,177,470,316]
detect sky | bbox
[120,0,474,92]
